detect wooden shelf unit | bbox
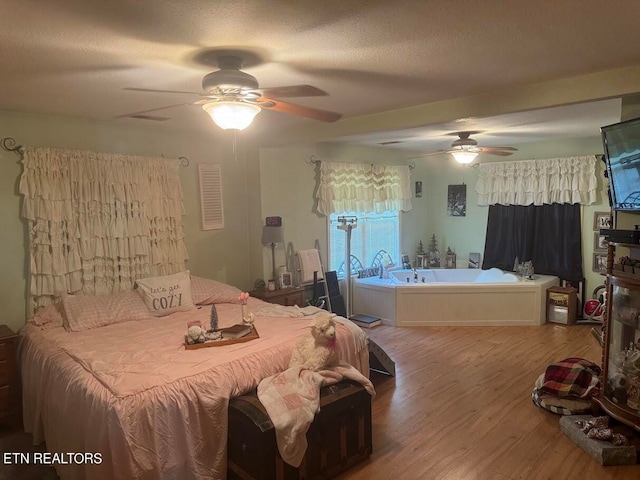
[593,242,640,432]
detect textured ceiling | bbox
[1,0,640,150]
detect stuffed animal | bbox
[289,313,339,371]
[186,325,207,344]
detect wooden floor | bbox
[337,324,639,480]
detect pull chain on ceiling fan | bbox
[119,54,342,130]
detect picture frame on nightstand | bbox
[280,272,292,288]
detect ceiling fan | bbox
[118,55,342,130]
[417,131,518,164]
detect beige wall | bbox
[256,142,430,283]
[0,108,622,332]
[0,111,258,332]
[255,135,613,307]
[427,137,612,301]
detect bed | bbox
[18,276,369,480]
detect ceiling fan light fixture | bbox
[451,150,479,164]
[202,101,261,130]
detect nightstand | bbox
[250,286,305,307]
[0,325,20,427]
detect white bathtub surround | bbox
[389,267,518,284]
[352,269,559,327]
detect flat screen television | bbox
[602,116,640,212]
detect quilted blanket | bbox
[257,363,375,467]
[539,357,601,398]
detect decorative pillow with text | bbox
[135,270,196,317]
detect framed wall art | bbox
[415,181,423,198]
[592,253,607,273]
[593,232,609,252]
[447,184,466,217]
[593,211,612,231]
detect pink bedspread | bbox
[18,299,369,480]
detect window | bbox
[328,211,400,276]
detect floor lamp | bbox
[262,226,283,286]
[337,216,357,318]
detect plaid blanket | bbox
[257,363,375,467]
[539,357,600,399]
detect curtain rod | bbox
[306,154,415,170]
[1,137,25,157]
[471,154,605,168]
[1,137,190,166]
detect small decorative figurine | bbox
[210,305,219,331]
[428,234,440,268]
[288,313,339,371]
[238,292,251,324]
[186,325,207,344]
[525,261,535,280]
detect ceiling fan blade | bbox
[486,146,518,151]
[124,87,203,96]
[479,147,516,156]
[255,85,328,98]
[258,97,341,122]
[407,150,449,159]
[115,101,196,119]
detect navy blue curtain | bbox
[482,203,583,284]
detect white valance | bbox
[475,156,598,206]
[315,161,412,215]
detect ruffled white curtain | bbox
[20,147,188,315]
[315,161,412,215]
[475,156,598,206]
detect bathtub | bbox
[389,267,518,284]
[352,268,559,327]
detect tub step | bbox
[350,314,381,329]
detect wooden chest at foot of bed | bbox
[228,379,372,480]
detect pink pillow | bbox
[63,291,150,332]
[190,276,243,305]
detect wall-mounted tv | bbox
[602,116,640,212]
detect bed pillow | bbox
[136,270,196,316]
[63,291,150,332]
[191,275,243,305]
[32,302,65,328]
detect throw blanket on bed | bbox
[253,304,325,318]
[257,363,375,467]
[539,357,601,398]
